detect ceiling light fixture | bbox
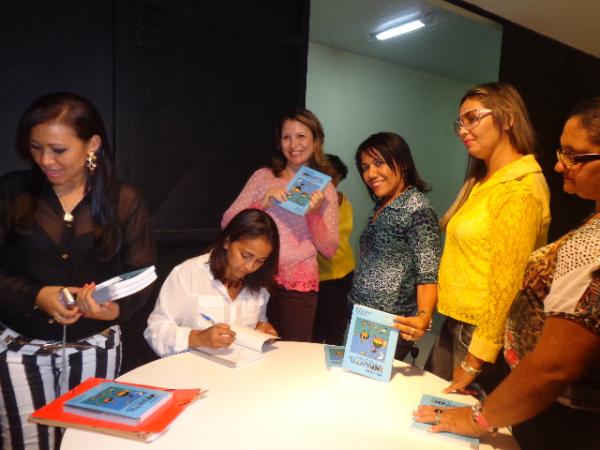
[374,18,425,40]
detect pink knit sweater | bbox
[222,167,339,292]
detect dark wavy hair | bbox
[326,153,348,180]
[567,97,600,145]
[14,92,121,258]
[209,209,279,293]
[270,108,334,177]
[355,132,430,201]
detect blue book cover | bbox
[324,345,345,369]
[277,166,331,216]
[411,394,479,449]
[64,381,172,424]
[341,304,399,382]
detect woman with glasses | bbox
[415,97,600,450]
[426,82,551,394]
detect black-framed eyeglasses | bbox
[453,109,492,135]
[556,149,600,168]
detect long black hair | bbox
[14,92,121,258]
[355,132,430,201]
[209,209,280,294]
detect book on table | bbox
[276,165,331,216]
[29,377,204,442]
[324,345,345,369]
[93,265,157,304]
[411,394,479,449]
[63,380,172,426]
[193,324,280,368]
[342,304,399,382]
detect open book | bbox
[411,394,479,449]
[192,324,280,368]
[93,266,157,304]
[277,166,331,216]
[342,304,399,382]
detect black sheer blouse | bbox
[0,171,156,341]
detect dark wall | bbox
[499,23,600,240]
[1,0,310,372]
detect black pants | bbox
[267,286,318,342]
[512,401,600,450]
[312,271,353,345]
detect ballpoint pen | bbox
[200,313,216,325]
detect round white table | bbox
[61,342,519,449]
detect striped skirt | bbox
[0,323,122,450]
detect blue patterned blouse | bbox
[349,187,442,316]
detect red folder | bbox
[30,377,204,442]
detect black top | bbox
[0,171,156,341]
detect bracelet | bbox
[416,310,433,331]
[471,401,498,434]
[460,359,482,376]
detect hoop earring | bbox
[86,152,97,174]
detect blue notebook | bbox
[277,166,331,216]
[342,304,399,382]
[64,381,172,425]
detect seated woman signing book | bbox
[145,209,280,357]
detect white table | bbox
[61,342,519,450]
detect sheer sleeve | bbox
[0,173,43,315]
[469,189,545,362]
[306,182,339,258]
[114,185,156,324]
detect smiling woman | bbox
[349,132,442,360]
[0,92,155,449]
[221,109,339,342]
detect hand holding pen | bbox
[188,313,236,349]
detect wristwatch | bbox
[471,401,497,433]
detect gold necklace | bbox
[54,188,83,223]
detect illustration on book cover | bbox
[348,319,391,362]
[79,386,159,413]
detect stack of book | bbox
[30,377,204,442]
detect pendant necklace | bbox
[54,189,82,224]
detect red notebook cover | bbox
[30,377,204,442]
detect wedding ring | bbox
[434,408,442,424]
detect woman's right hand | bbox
[261,188,289,209]
[189,324,236,349]
[35,286,82,325]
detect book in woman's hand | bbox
[277,166,331,216]
[93,266,157,304]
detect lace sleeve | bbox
[407,206,442,284]
[470,189,545,362]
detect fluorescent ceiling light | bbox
[374,19,425,40]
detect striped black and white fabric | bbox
[0,324,122,450]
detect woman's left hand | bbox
[73,282,120,321]
[443,367,479,395]
[413,405,483,437]
[394,314,429,342]
[307,190,324,214]
[255,321,278,336]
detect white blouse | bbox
[144,253,269,357]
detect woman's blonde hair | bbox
[441,82,536,230]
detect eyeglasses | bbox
[556,149,600,168]
[453,109,493,135]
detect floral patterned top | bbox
[348,187,441,316]
[505,217,600,414]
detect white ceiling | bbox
[465,0,600,58]
[309,0,503,84]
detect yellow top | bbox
[318,194,355,281]
[438,155,550,363]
